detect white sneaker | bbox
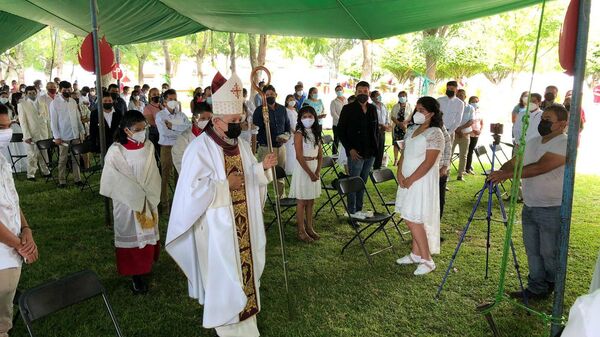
[363,210,374,218]
[414,260,436,276]
[396,253,422,265]
[350,212,366,220]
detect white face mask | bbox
[287,100,296,108]
[167,100,178,111]
[196,120,209,129]
[471,102,479,109]
[302,118,314,128]
[413,111,428,125]
[0,97,8,104]
[0,129,13,149]
[133,96,140,101]
[129,130,146,144]
[398,97,407,104]
[528,103,539,112]
[296,90,303,96]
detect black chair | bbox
[315,156,342,219]
[337,176,397,265]
[266,165,297,230]
[18,270,124,337]
[475,145,507,193]
[7,132,27,174]
[322,134,335,156]
[70,142,102,192]
[369,168,409,240]
[35,138,58,183]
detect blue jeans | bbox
[347,156,375,214]
[521,205,561,294]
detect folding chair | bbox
[369,168,409,240]
[475,145,507,193]
[36,138,58,183]
[315,156,343,219]
[337,176,397,265]
[18,270,124,337]
[450,152,459,171]
[266,165,297,230]
[7,132,27,174]
[70,142,103,192]
[321,134,335,156]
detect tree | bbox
[120,42,158,84]
[229,33,237,73]
[361,40,372,81]
[161,40,172,83]
[417,26,453,93]
[437,46,487,81]
[586,42,600,84]
[380,36,425,86]
[185,32,209,83]
[248,34,268,95]
[482,63,511,85]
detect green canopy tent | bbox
[0,1,591,336]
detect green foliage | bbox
[380,36,425,84]
[587,42,600,83]
[437,46,487,80]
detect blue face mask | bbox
[398,97,407,104]
[336,91,343,97]
[206,97,213,105]
[311,93,319,100]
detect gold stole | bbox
[224,152,259,321]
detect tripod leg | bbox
[436,186,486,299]
[485,180,496,279]
[477,302,501,337]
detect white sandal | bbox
[396,253,421,265]
[414,259,436,276]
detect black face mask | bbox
[266,96,276,105]
[110,93,119,100]
[446,90,455,98]
[544,93,555,102]
[103,103,113,110]
[225,122,242,139]
[537,119,554,136]
[356,94,368,104]
[151,96,160,103]
[62,91,71,99]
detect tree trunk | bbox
[258,34,267,66]
[361,40,372,82]
[15,45,25,83]
[249,34,268,96]
[137,56,146,84]
[196,32,209,84]
[161,40,172,83]
[229,33,237,73]
[54,28,64,79]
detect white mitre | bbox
[212,72,245,116]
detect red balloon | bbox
[559,0,578,76]
[78,33,116,75]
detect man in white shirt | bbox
[38,82,58,136]
[155,89,191,214]
[490,104,568,301]
[452,89,474,181]
[0,105,39,337]
[371,90,390,169]
[18,86,51,181]
[50,81,85,188]
[513,93,543,146]
[330,85,347,155]
[437,81,465,145]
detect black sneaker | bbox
[74,181,85,187]
[509,288,550,301]
[27,177,36,182]
[131,276,148,295]
[42,173,52,178]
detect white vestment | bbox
[172,128,197,174]
[562,289,600,337]
[165,131,271,332]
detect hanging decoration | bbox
[78,32,115,75]
[559,0,579,76]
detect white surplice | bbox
[165,131,271,330]
[172,128,197,174]
[100,142,161,248]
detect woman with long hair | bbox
[395,96,445,275]
[284,94,299,175]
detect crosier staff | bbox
[250,66,290,301]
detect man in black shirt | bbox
[108,83,127,116]
[253,84,291,196]
[338,81,380,218]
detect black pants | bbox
[465,136,479,172]
[439,175,448,218]
[332,125,339,155]
[373,132,386,169]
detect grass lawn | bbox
[9,154,600,337]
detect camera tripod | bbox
[435,133,527,303]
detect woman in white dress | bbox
[288,106,323,243]
[284,95,298,175]
[395,96,445,276]
[100,110,161,294]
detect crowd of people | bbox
[0,72,585,336]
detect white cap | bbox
[212,72,245,116]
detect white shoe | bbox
[363,210,374,218]
[350,212,366,220]
[396,253,421,265]
[414,260,436,276]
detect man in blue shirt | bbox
[293,82,306,111]
[253,84,291,197]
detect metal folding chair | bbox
[475,145,507,193]
[7,132,27,174]
[315,156,343,219]
[70,142,102,192]
[35,138,58,183]
[369,168,409,240]
[18,270,124,337]
[322,134,335,156]
[337,176,397,265]
[266,165,297,230]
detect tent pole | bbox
[89,0,111,227]
[550,0,591,336]
[115,47,120,89]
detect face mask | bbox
[287,100,296,108]
[48,88,57,95]
[167,100,178,111]
[62,91,71,99]
[225,122,242,139]
[398,97,407,104]
[196,120,209,129]
[0,129,13,149]
[206,97,212,105]
[266,97,276,105]
[0,97,8,104]
[311,94,319,100]
[302,118,314,128]
[528,103,539,112]
[130,130,146,143]
[446,90,455,98]
[103,103,113,110]
[544,93,555,101]
[537,119,554,136]
[336,91,343,97]
[151,96,160,103]
[376,96,382,102]
[133,95,140,101]
[356,94,368,104]
[471,102,479,109]
[110,93,119,100]
[20,88,25,93]
[296,90,303,96]
[413,112,428,125]
[28,94,37,101]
